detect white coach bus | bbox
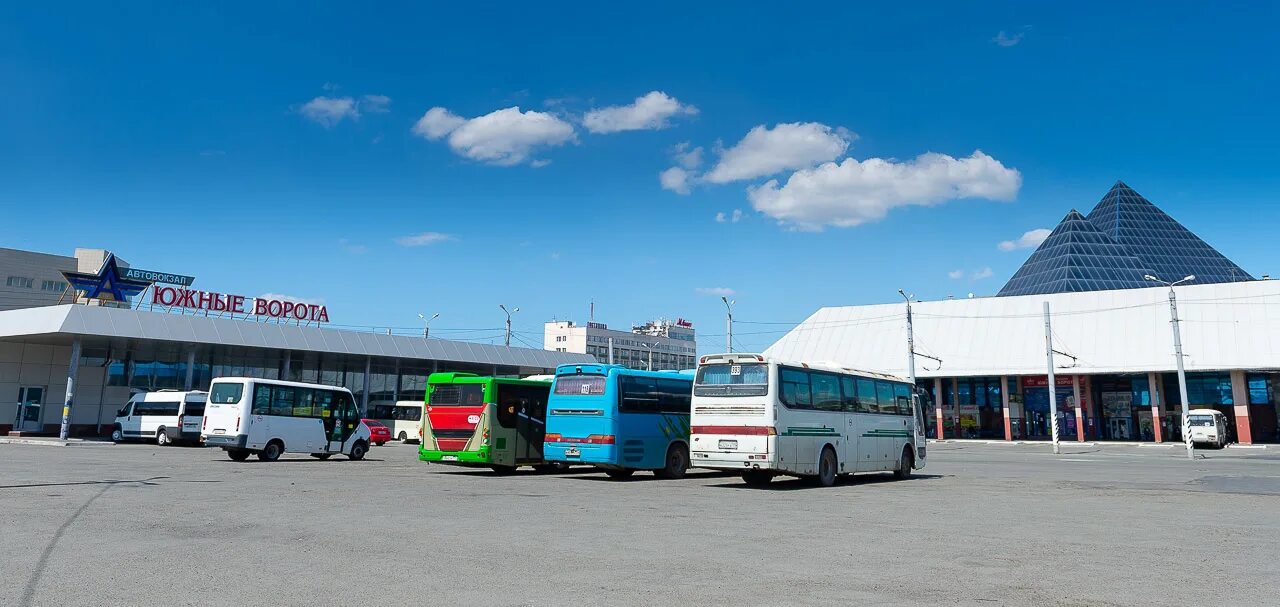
[690,353,927,487]
[201,377,372,462]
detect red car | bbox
[362,419,391,446]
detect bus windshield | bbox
[554,374,606,396]
[429,383,485,406]
[695,364,768,396]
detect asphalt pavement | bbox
[2,440,1277,606]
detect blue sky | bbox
[2,2,1278,352]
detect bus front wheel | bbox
[655,444,689,480]
[604,469,634,480]
[894,448,913,480]
[348,441,368,461]
[226,448,251,461]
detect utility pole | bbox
[418,312,439,339]
[1146,274,1196,460]
[1044,302,1060,455]
[644,342,658,371]
[721,296,735,353]
[607,337,614,364]
[901,291,921,437]
[499,304,519,347]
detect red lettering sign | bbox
[147,286,328,323]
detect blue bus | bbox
[543,364,694,479]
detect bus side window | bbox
[893,384,912,416]
[252,385,271,415]
[856,378,878,413]
[840,377,862,413]
[656,378,692,414]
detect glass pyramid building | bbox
[998,181,1253,297]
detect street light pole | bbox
[644,342,658,370]
[721,296,735,353]
[1145,274,1196,460]
[418,312,439,339]
[499,304,519,347]
[899,290,919,438]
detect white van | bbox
[111,390,208,445]
[1187,409,1230,449]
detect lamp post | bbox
[499,304,519,347]
[643,342,659,370]
[1144,274,1196,461]
[721,296,735,353]
[418,312,439,339]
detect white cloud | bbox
[998,228,1052,251]
[660,167,693,195]
[971,267,994,280]
[671,142,704,170]
[695,287,736,297]
[746,150,1022,230]
[395,232,456,247]
[260,293,325,306]
[948,270,965,280]
[299,96,359,127]
[582,91,697,134]
[359,94,391,113]
[704,122,853,184]
[411,106,576,166]
[299,93,390,127]
[993,30,1025,47]
[715,209,744,223]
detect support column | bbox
[1001,376,1012,441]
[184,348,196,391]
[1230,370,1253,444]
[282,351,293,382]
[1149,372,1165,443]
[392,359,400,403]
[360,356,371,417]
[951,378,961,439]
[1084,375,1097,440]
[1072,375,1084,442]
[58,338,82,440]
[933,378,944,439]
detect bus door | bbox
[913,389,929,467]
[326,392,359,452]
[498,384,547,463]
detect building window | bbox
[6,276,33,288]
[1247,374,1271,405]
[41,280,68,292]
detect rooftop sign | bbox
[152,286,329,323]
[121,268,196,287]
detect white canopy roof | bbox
[0,304,595,369]
[765,281,1280,378]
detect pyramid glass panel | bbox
[998,182,1254,296]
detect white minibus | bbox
[1187,408,1229,449]
[201,377,372,462]
[690,353,927,487]
[367,400,425,443]
[111,390,207,446]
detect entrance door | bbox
[327,391,358,452]
[17,387,45,432]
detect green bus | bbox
[418,372,554,473]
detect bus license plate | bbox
[213,429,226,435]
[719,440,738,450]
[565,447,580,457]
[441,455,458,461]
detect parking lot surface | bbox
[3,441,1278,606]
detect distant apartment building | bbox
[544,318,697,370]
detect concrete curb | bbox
[0,437,115,447]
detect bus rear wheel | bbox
[811,447,837,487]
[258,441,283,462]
[604,469,634,480]
[894,448,913,480]
[398,431,409,443]
[654,444,689,479]
[226,448,251,461]
[742,470,772,487]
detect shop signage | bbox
[121,268,196,287]
[1022,375,1076,388]
[151,286,330,323]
